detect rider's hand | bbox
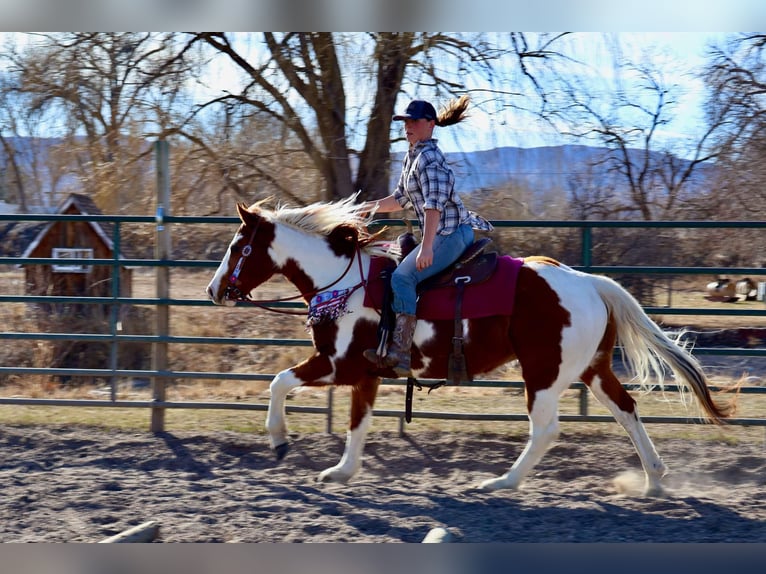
[416,245,433,271]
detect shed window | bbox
[51,248,94,273]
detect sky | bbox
[427,32,732,156]
[0,28,752,159]
[195,31,735,157]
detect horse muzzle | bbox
[206,284,237,307]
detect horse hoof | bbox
[274,442,289,460]
[477,476,519,492]
[477,479,502,492]
[317,468,351,484]
[643,485,667,498]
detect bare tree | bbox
[548,57,725,221]
[0,69,55,212]
[702,34,766,219]
[0,131,27,211]
[181,32,567,205]
[534,41,739,301]
[2,33,199,213]
[1,33,569,217]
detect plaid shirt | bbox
[393,139,493,235]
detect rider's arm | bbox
[416,208,440,271]
[360,195,402,214]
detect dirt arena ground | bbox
[0,424,763,543]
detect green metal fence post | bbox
[581,225,592,270]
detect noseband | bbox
[223,220,366,316]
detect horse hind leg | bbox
[582,352,668,497]
[479,383,563,491]
[478,297,576,492]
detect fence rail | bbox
[1,211,765,432]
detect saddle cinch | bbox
[369,231,498,387]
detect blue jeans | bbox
[391,224,475,315]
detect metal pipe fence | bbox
[0,211,765,432]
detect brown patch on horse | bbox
[227,210,278,295]
[580,314,637,414]
[292,352,334,386]
[418,316,515,380]
[299,318,383,430]
[307,319,339,357]
[326,222,389,259]
[281,259,319,299]
[349,378,381,429]
[326,224,359,259]
[508,265,571,411]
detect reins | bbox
[224,224,367,316]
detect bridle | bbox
[223,219,367,316]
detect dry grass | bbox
[0,380,763,445]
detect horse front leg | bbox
[265,367,306,459]
[318,377,380,484]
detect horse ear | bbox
[327,224,358,257]
[236,202,250,222]
[236,202,261,225]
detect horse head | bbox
[206,202,277,306]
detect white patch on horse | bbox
[318,408,373,484]
[534,261,608,377]
[271,223,365,295]
[411,320,436,376]
[265,368,304,449]
[206,231,243,306]
[331,291,370,357]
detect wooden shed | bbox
[19,193,132,306]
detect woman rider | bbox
[360,95,493,377]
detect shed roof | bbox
[18,193,126,261]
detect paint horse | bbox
[206,196,734,495]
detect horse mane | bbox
[436,95,470,128]
[252,194,400,259]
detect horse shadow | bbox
[283,481,766,542]
[267,433,765,543]
[83,431,761,543]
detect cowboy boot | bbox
[364,313,417,377]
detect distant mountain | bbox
[391,144,714,195]
[2,137,714,211]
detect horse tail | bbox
[590,274,736,424]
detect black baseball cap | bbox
[393,100,437,121]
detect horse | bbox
[206,195,735,496]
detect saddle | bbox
[396,231,497,291]
[418,240,497,294]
